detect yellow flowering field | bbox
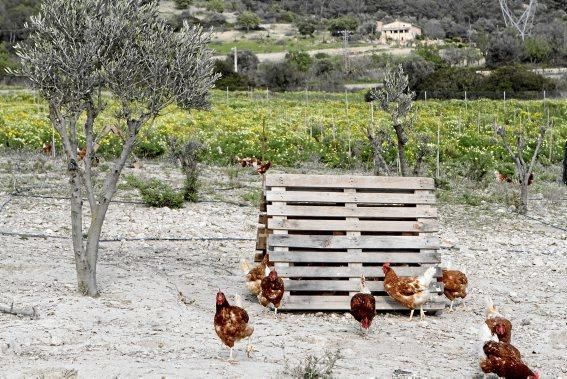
[0,90,565,175]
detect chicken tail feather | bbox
[485,296,499,315]
[478,322,498,358]
[240,259,253,274]
[417,266,437,289]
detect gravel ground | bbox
[0,153,566,378]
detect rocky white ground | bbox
[0,153,566,378]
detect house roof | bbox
[382,20,419,31]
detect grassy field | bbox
[209,37,354,55]
[1,90,565,179]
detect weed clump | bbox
[283,349,342,379]
[125,175,184,208]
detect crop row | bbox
[0,90,565,178]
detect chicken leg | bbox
[419,305,425,320]
[409,309,415,320]
[449,300,454,312]
[246,337,253,358]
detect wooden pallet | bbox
[260,173,444,311]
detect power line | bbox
[0,230,255,242]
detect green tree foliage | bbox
[486,30,525,68]
[402,56,436,89]
[0,42,11,75]
[415,67,483,97]
[259,61,306,91]
[412,65,554,98]
[174,0,192,9]
[285,49,313,72]
[415,46,445,67]
[226,49,259,75]
[206,0,224,13]
[214,50,258,90]
[237,11,261,32]
[524,37,552,63]
[0,0,41,41]
[213,60,252,90]
[328,16,358,36]
[296,19,316,36]
[482,65,555,93]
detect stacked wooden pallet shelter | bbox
[254,173,444,311]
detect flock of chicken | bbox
[214,255,539,377]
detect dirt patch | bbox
[1,154,566,377]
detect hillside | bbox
[2,0,566,95]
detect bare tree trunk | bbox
[69,165,97,295]
[495,124,545,215]
[80,120,140,297]
[367,130,389,176]
[518,179,529,214]
[563,140,567,185]
[393,123,409,176]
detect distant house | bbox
[376,20,421,44]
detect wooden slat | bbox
[268,219,438,232]
[286,280,443,293]
[268,234,440,249]
[267,204,437,218]
[345,188,361,297]
[266,191,435,204]
[281,295,445,311]
[271,186,291,300]
[269,250,441,263]
[265,174,435,190]
[276,266,441,278]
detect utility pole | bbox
[341,29,351,73]
[499,0,537,41]
[232,47,238,73]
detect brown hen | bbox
[258,268,284,316]
[240,254,270,295]
[350,275,376,334]
[441,261,468,311]
[383,263,437,320]
[486,296,513,343]
[479,323,538,379]
[214,290,254,361]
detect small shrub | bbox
[458,191,482,206]
[284,349,342,379]
[184,173,199,202]
[126,175,184,208]
[174,0,192,9]
[225,166,241,185]
[168,138,203,202]
[242,189,261,206]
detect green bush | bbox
[183,174,199,202]
[126,176,184,208]
[174,0,192,9]
[284,349,342,379]
[328,16,358,36]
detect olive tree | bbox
[237,11,261,32]
[494,124,546,215]
[370,64,414,176]
[12,0,217,296]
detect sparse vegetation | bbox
[284,349,342,379]
[126,175,185,208]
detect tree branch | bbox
[0,302,38,319]
[82,101,97,214]
[528,126,547,174]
